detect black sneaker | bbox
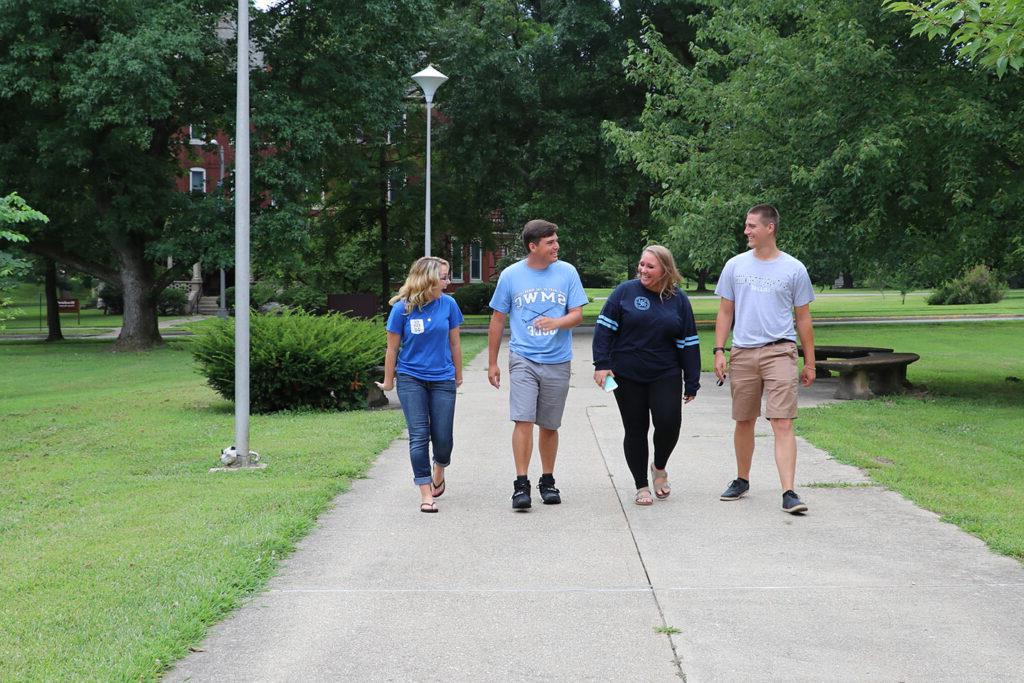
[720,478,750,501]
[511,478,532,510]
[538,475,561,505]
[782,490,808,514]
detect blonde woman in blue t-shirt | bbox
[377,257,464,513]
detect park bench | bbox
[814,353,920,400]
[798,345,894,376]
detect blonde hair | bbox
[390,256,450,311]
[637,245,682,300]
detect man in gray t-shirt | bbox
[712,204,817,515]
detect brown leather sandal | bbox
[651,464,671,499]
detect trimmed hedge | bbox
[927,265,1006,305]
[157,287,189,315]
[452,282,496,315]
[191,310,385,412]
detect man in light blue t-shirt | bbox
[488,219,588,511]
[713,204,817,515]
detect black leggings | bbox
[612,373,682,489]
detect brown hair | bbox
[747,203,780,232]
[521,219,558,252]
[638,244,682,300]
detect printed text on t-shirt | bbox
[735,274,791,294]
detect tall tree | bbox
[885,0,1024,76]
[42,259,64,342]
[0,0,235,349]
[433,1,701,281]
[248,0,433,305]
[606,0,1024,286]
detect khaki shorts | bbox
[729,342,799,421]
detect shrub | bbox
[452,282,496,314]
[97,282,123,314]
[251,280,280,308]
[224,280,314,311]
[277,283,324,313]
[157,287,189,315]
[100,284,190,315]
[191,310,385,412]
[927,265,1006,305]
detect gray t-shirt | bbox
[715,250,815,348]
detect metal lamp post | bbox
[221,0,257,469]
[411,65,448,257]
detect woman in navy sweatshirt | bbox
[592,245,701,505]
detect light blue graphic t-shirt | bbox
[489,259,589,364]
[385,294,464,381]
[714,250,815,348]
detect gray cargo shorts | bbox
[508,352,572,430]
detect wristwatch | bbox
[712,347,726,354]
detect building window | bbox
[190,168,207,194]
[450,238,465,283]
[189,124,212,145]
[470,242,482,282]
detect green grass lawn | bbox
[0,337,484,680]
[1,319,1021,678]
[2,282,123,333]
[794,322,1024,560]
[458,288,1024,326]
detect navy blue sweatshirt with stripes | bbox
[592,280,701,396]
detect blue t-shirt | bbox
[385,294,464,381]
[489,259,589,364]
[714,250,815,348]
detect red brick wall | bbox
[174,129,235,194]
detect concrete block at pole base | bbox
[210,446,268,472]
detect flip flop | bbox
[651,464,671,499]
[634,488,654,506]
[431,478,446,498]
[419,502,438,513]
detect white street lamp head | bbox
[412,65,448,104]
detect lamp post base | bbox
[210,463,268,473]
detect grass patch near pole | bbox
[0,337,483,680]
[795,321,1024,561]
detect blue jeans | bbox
[395,374,457,485]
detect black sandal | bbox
[419,502,438,513]
[431,478,446,498]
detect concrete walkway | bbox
[168,332,1024,681]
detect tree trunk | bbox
[112,233,162,351]
[695,268,709,292]
[842,271,854,289]
[44,258,63,342]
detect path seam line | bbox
[586,404,687,681]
